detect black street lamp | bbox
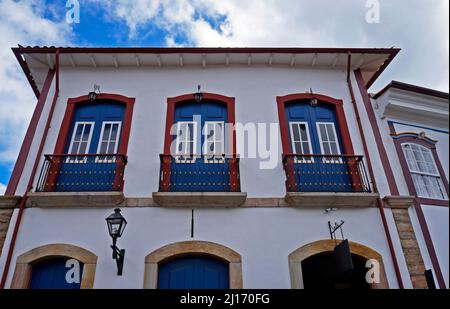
[106,208,127,275]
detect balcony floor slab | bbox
[27,192,125,208]
[285,192,379,208]
[152,192,247,208]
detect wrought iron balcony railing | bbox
[158,154,241,192]
[36,154,127,192]
[282,154,371,193]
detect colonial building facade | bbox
[0,47,447,289]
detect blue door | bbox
[171,100,229,192]
[158,256,229,289]
[56,101,125,192]
[285,101,352,192]
[30,258,84,289]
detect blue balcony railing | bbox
[36,154,127,192]
[282,154,371,193]
[158,154,241,192]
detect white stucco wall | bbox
[0,206,406,288]
[422,205,449,288]
[4,65,415,289]
[12,65,373,198]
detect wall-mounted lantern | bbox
[105,208,127,276]
[194,85,203,103]
[309,88,318,107]
[89,84,101,101]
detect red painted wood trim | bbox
[163,92,236,153]
[373,80,449,100]
[16,46,401,56]
[418,198,449,207]
[163,99,176,155]
[276,93,355,155]
[4,69,55,196]
[389,123,447,289]
[12,48,40,98]
[276,97,296,191]
[14,47,400,102]
[53,93,135,155]
[162,92,238,191]
[354,69,400,196]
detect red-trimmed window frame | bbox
[54,93,135,155]
[161,92,238,192]
[276,93,356,191]
[390,131,449,207]
[48,93,135,192]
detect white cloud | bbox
[0,0,73,165]
[94,0,449,92]
[0,182,6,195]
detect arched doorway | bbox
[144,240,242,289]
[158,255,229,289]
[29,257,84,289]
[301,251,370,289]
[11,243,97,289]
[288,240,389,289]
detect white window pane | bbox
[206,126,215,142]
[302,142,310,154]
[291,124,300,141]
[326,125,336,142]
[300,125,309,141]
[79,141,88,154]
[177,141,184,153]
[323,143,331,155]
[403,146,419,171]
[294,142,303,154]
[418,161,428,173]
[110,124,119,141]
[82,124,92,142]
[103,124,111,140]
[215,123,223,141]
[107,142,116,154]
[207,142,214,154]
[215,141,224,154]
[412,174,427,197]
[424,176,444,199]
[99,142,108,153]
[330,142,339,155]
[187,123,194,141]
[71,142,80,154]
[319,124,328,142]
[74,125,83,142]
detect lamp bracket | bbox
[110,243,125,276]
[328,220,345,240]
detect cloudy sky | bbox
[0,0,448,194]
